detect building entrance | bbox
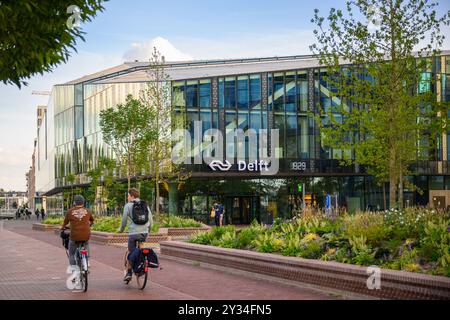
[225,196,260,225]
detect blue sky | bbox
[0,0,449,191]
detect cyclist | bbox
[119,188,153,282]
[61,195,94,273]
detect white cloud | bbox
[123,36,193,62]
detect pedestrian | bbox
[26,208,31,220]
[213,203,220,226]
[35,209,40,220]
[210,205,216,226]
[215,202,224,227]
[41,208,45,220]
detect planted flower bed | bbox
[189,208,450,277]
[38,214,206,244]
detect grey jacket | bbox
[119,198,153,235]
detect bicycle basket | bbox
[60,230,70,250]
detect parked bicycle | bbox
[123,239,159,290]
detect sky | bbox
[0,0,449,191]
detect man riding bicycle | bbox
[61,195,94,273]
[119,188,153,282]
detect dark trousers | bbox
[215,214,222,226]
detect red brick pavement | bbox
[1,220,342,300]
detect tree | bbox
[66,173,75,207]
[311,0,450,209]
[0,0,106,87]
[99,94,157,190]
[140,48,190,216]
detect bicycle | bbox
[123,239,159,290]
[61,229,89,292]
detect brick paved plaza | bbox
[0,219,342,300]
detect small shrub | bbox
[281,233,302,256]
[343,213,388,246]
[189,231,213,245]
[252,233,283,253]
[349,235,376,265]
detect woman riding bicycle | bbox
[61,195,94,273]
[119,188,153,282]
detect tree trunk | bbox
[383,182,387,210]
[389,147,397,208]
[155,171,160,216]
[398,165,403,210]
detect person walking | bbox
[35,209,40,220]
[119,188,153,282]
[40,208,45,220]
[60,195,94,273]
[213,202,224,227]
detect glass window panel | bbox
[172,81,185,110]
[218,78,224,109]
[285,72,296,112]
[75,84,83,106]
[225,77,236,109]
[296,71,308,112]
[237,76,249,109]
[268,74,273,111]
[250,74,261,110]
[298,116,309,159]
[250,111,261,158]
[430,176,444,190]
[262,111,267,129]
[238,111,249,159]
[274,114,285,158]
[186,80,198,109]
[212,110,218,129]
[225,111,237,158]
[75,106,84,140]
[200,111,211,137]
[199,79,211,108]
[286,114,297,158]
[273,73,284,112]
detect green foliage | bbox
[297,233,325,259]
[343,213,388,246]
[310,0,450,208]
[187,208,450,276]
[235,225,266,249]
[281,233,302,256]
[252,232,284,253]
[190,231,215,245]
[42,216,64,225]
[99,94,157,188]
[159,215,202,228]
[0,0,106,87]
[349,235,376,266]
[91,216,123,233]
[211,230,239,249]
[420,218,450,269]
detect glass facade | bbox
[35,54,450,217]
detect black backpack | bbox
[131,200,149,225]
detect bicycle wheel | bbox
[136,269,148,290]
[123,251,131,285]
[80,255,88,292]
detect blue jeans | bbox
[68,240,90,266]
[127,233,147,253]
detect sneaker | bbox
[123,269,132,282]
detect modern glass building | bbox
[35,53,450,224]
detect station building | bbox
[35,53,450,223]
